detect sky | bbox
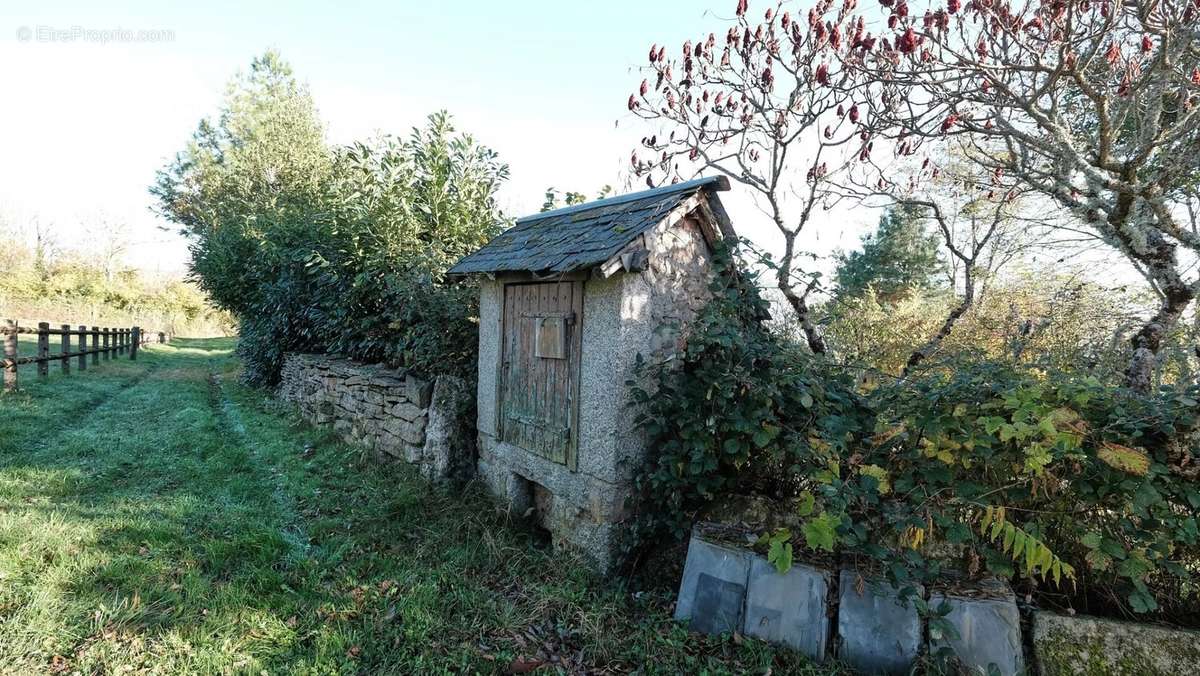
[0,0,881,276]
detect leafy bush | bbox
[855,362,1200,622]
[303,116,505,380]
[822,270,1167,382]
[628,242,869,541]
[631,244,1200,626]
[0,243,232,336]
[154,52,505,386]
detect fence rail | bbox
[1,320,170,392]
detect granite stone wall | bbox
[278,353,473,481]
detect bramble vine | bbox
[630,240,1200,623]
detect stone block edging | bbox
[675,527,1035,675]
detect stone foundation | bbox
[278,353,473,481]
[476,438,629,571]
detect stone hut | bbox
[448,176,736,570]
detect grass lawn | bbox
[0,337,840,674]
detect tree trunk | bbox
[771,211,827,356]
[1105,200,1198,392]
[904,272,975,375]
[777,267,827,355]
[1124,285,1195,392]
[1087,191,1198,392]
[1192,310,1200,385]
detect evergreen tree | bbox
[833,205,945,303]
[153,52,507,385]
[151,49,333,316]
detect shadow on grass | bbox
[0,334,836,674]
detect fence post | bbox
[60,324,71,374]
[131,326,140,361]
[158,331,165,344]
[91,327,99,366]
[3,319,17,393]
[102,328,110,360]
[123,329,130,355]
[37,323,49,378]
[77,325,88,371]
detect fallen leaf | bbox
[507,657,544,673]
[1098,442,1151,476]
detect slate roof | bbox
[448,176,731,276]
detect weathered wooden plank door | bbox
[500,281,582,467]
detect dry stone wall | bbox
[278,353,473,481]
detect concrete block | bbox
[1033,611,1200,675]
[837,570,922,675]
[675,535,751,636]
[930,586,1023,675]
[744,557,831,661]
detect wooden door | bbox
[499,281,582,467]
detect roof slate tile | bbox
[448,176,725,275]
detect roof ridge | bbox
[516,175,729,224]
[447,175,733,276]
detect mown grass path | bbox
[0,338,835,675]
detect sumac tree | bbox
[855,0,1200,391]
[627,0,876,354]
[629,0,1200,391]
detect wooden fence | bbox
[1,320,170,393]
